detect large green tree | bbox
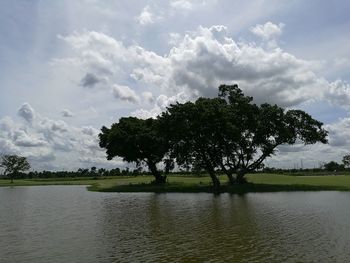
[99,117,168,184]
[159,97,229,191]
[0,155,31,183]
[161,84,328,188]
[217,84,328,183]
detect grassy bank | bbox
[1,174,350,193]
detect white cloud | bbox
[170,0,215,10]
[168,32,182,46]
[131,92,189,119]
[13,129,47,147]
[324,80,350,109]
[80,73,103,88]
[81,126,99,136]
[18,103,35,124]
[61,109,74,118]
[57,26,350,110]
[130,25,325,106]
[56,24,350,114]
[112,84,140,103]
[171,0,193,10]
[250,21,284,41]
[137,5,159,26]
[0,138,20,155]
[325,118,350,147]
[0,103,116,170]
[27,151,56,163]
[141,91,155,104]
[333,58,350,68]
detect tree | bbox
[324,161,344,172]
[342,154,350,169]
[0,155,31,183]
[99,117,168,184]
[159,97,229,191]
[161,84,328,188]
[217,84,328,183]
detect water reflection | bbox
[1,187,350,262]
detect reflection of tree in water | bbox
[97,192,350,262]
[97,193,266,262]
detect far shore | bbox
[1,174,350,194]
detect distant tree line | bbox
[260,154,350,175]
[0,165,151,179]
[0,160,205,180]
[3,153,350,182]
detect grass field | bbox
[1,174,350,193]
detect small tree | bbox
[0,155,31,183]
[99,117,168,184]
[324,161,344,172]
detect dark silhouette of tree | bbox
[159,97,229,191]
[324,161,344,172]
[99,117,168,184]
[98,168,106,176]
[161,84,328,188]
[217,84,328,183]
[163,158,175,174]
[0,155,31,183]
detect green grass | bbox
[2,174,350,193]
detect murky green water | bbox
[1,186,350,262]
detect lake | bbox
[1,186,350,262]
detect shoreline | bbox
[1,174,350,193]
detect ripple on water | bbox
[1,188,350,262]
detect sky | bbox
[0,0,350,171]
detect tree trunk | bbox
[206,163,220,193]
[10,174,13,184]
[235,171,247,184]
[226,172,235,185]
[219,163,235,185]
[148,162,166,185]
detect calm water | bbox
[1,187,350,262]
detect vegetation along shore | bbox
[2,174,350,194]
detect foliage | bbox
[323,161,344,172]
[4,174,350,193]
[159,97,230,190]
[0,155,31,183]
[217,84,328,183]
[160,84,328,186]
[99,117,168,184]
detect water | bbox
[1,186,350,262]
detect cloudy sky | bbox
[0,0,350,171]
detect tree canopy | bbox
[99,117,168,184]
[100,84,328,191]
[158,97,229,190]
[323,161,344,172]
[0,155,31,183]
[159,84,328,188]
[216,84,328,183]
